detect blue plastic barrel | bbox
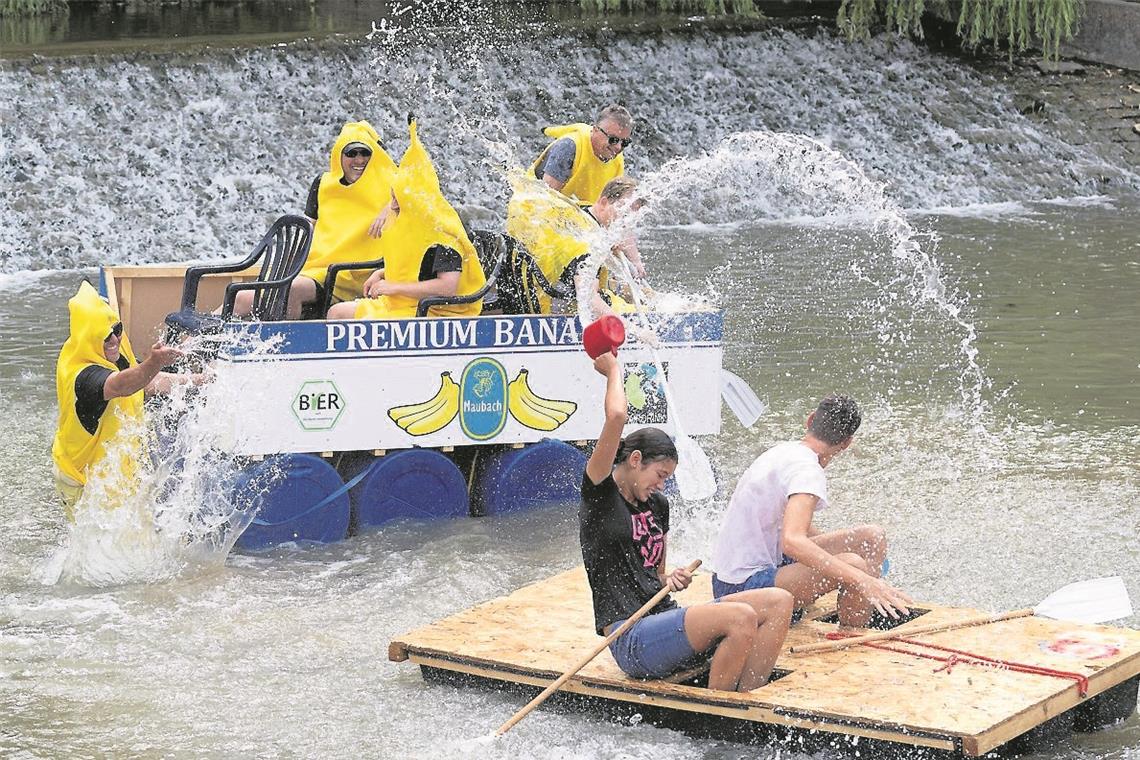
[231,454,351,550]
[474,440,587,515]
[346,449,469,530]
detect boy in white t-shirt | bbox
[711,395,912,629]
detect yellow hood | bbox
[52,281,144,494]
[370,119,484,318]
[299,121,399,302]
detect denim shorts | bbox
[712,558,804,622]
[608,607,711,679]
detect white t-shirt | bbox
[712,441,828,584]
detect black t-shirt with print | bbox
[74,355,131,436]
[579,471,675,636]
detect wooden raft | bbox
[389,568,1140,756]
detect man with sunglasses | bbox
[228,121,397,320]
[529,104,633,206]
[53,282,189,517]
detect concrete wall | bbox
[1062,0,1140,71]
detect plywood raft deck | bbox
[389,568,1140,755]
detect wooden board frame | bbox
[390,568,1140,756]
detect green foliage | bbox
[0,0,66,17]
[836,0,1085,60]
[579,0,757,16]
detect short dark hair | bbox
[808,395,861,445]
[616,427,678,465]
[596,104,633,131]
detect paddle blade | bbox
[674,434,718,502]
[1033,576,1134,624]
[720,370,766,429]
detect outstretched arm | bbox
[103,343,183,400]
[585,352,627,485]
[782,495,910,617]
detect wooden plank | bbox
[969,648,1140,755]
[390,567,1140,756]
[409,653,960,752]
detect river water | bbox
[0,11,1137,759]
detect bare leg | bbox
[221,276,318,319]
[327,301,358,320]
[716,588,794,690]
[682,589,794,692]
[285,276,319,320]
[775,552,876,628]
[681,602,758,691]
[811,525,887,575]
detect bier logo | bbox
[292,380,345,431]
[459,358,507,441]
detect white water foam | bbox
[46,330,286,588]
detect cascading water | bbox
[1,11,1137,758]
[2,28,1136,274]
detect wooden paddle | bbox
[608,253,717,501]
[791,576,1133,655]
[495,559,702,736]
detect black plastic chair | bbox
[414,230,510,317]
[165,215,314,337]
[492,236,573,316]
[318,255,385,319]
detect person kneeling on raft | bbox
[580,351,793,691]
[507,175,647,318]
[328,120,486,320]
[229,120,397,320]
[52,282,204,519]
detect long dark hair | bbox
[615,427,678,466]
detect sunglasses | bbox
[105,322,123,342]
[343,148,372,159]
[595,124,632,149]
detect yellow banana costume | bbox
[506,177,633,315]
[51,282,145,517]
[528,123,624,206]
[299,121,398,303]
[354,121,485,319]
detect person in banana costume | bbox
[507,175,646,317]
[52,282,192,519]
[328,119,486,320]
[229,120,397,319]
[529,104,633,206]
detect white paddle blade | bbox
[1033,576,1133,624]
[674,434,718,502]
[720,370,766,429]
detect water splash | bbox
[45,330,285,588]
[637,131,991,418]
[3,27,1135,274]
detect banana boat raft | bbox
[390,569,1140,756]
[99,251,723,550]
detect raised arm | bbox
[585,352,627,485]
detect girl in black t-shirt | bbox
[580,352,794,692]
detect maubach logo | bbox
[459,358,508,441]
[292,380,345,431]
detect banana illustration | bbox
[508,369,578,431]
[388,372,460,436]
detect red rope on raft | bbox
[823,632,1089,697]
